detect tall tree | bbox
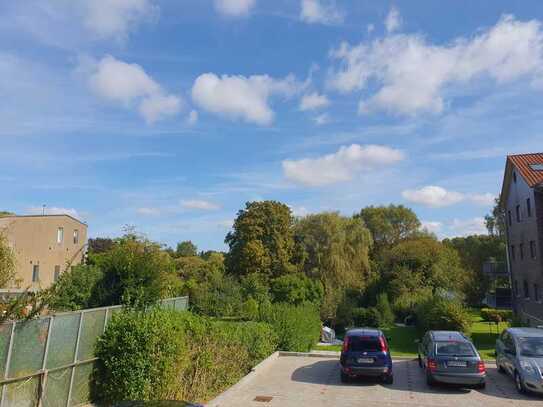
[357,205,421,249]
[484,197,506,238]
[0,233,15,288]
[176,240,198,257]
[0,211,14,218]
[295,212,373,321]
[225,201,300,279]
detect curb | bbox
[205,351,280,406]
[280,351,417,361]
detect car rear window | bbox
[348,336,381,352]
[435,341,476,357]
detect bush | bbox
[48,265,103,311]
[352,307,381,328]
[269,273,324,306]
[375,293,395,327]
[94,308,277,404]
[414,297,471,334]
[480,308,513,323]
[261,303,321,351]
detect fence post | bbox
[0,322,16,407]
[37,316,54,407]
[66,311,84,407]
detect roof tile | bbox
[508,153,543,187]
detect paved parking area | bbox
[208,355,543,407]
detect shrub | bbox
[48,265,103,311]
[241,297,260,321]
[261,303,321,352]
[269,273,324,306]
[352,307,381,328]
[414,297,471,334]
[94,309,278,404]
[392,289,433,321]
[480,308,513,323]
[375,293,395,327]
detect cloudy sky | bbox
[1,0,543,250]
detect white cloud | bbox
[87,55,182,123]
[385,6,401,33]
[328,15,543,115]
[402,186,464,208]
[282,144,404,187]
[191,73,300,125]
[187,110,198,125]
[299,92,330,111]
[136,207,161,216]
[300,0,344,25]
[313,113,330,125]
[421,220,443,234]
[181,199,221,211]
[28,206,81,219]
[450,217,488,236]
[84,0,157,41]
[402,186,495,208]
[214,0,256,17]
[290,205,310,217]
[367,24,375,33]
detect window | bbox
[73,229,79,244]
[516,205,521,222]
[508,210,512,226]
[520,243,524,260]
[511,245,516,261]
[524,280,530,299]
[57,227,64,244]
[514,280,519,297]
[530,241,536,259]
[529,164,543,171]
[534,284,540,302]
[32,265,40,282]
[54,265,60,282]
[527,198,532,217]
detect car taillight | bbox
[427,358,437,372]
[477,361,486,373]
[342,336,349,352]
[379,336,388,352]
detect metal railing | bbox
[0,296,189,407]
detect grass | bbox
[314,309,510,361]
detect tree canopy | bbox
[176,241,198,257]
[0,233,15,288]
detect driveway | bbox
[207,355,542,407]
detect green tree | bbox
[484,197,506,238]
[270,273,323,306]
[90,235,177,308]
[176,240,198,257]
[48,264,104,311]
[0,211,14,218]
[225,201,300,280]
[357,205,421,249]
[0,233,15,288]
[295,212,373,322]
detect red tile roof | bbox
[508,153,543,187]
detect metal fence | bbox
[0,296,189,407]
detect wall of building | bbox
[505,168,543,326]
[0,215,88,290]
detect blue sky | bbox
[1,0,543,251]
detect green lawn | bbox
[314,309,509,361]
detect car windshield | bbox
[348,336,381,352]
[518,337,543,357]
[435,341,475,357]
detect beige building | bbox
[0,214,88,290]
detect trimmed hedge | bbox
[480,308,513,323]
[93,308,277,404]
[261,302,321,352]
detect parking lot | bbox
[207,355,542,407]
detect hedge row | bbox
[93,309,277,404]
[480,308,513,323]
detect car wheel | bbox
[383,374,393,385]
[418,354,423,368]
[474,381,486,390]
[426,371,436,387]
[514,371,526,394]
[340,371,350,383]
[497,363,505,374]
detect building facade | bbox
[0,214,88,290]
[500,153,543,326]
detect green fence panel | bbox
[46,314,81,370]
[8,318,50,379]
[174,297,188,311]
[0,323,13,378]
[70,362,94,406]
[43,367,71,407]
[3,376,39,407]
[77,310,106,362]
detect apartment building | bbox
[500,153,543,326]
[0,214,88,289]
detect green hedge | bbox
[414,297,471,334]
[480,308,513,323]
[93,308,277,404]
[260,302,321,352]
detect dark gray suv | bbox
[496,327,543,395]
[418,331,486,388]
